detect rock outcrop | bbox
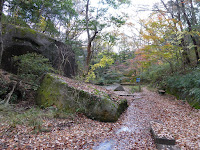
[36,73,128,122]
[2,24,76,77]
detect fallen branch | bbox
[4,81,17,106]
[119,94,134,97]
[0,99,5,104]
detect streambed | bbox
[93,86,156,149]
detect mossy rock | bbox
[36,73,128,122]
[2,24,76,77]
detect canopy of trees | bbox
[0,0,200,87]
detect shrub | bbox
[139,63,200,108]
[0,71,18,103]
[13,53,56,90]
[0,78,9,101]
[140,63,172,85]
[165,67,200,108]
[103,72,123,84]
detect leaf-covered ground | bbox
[0,87,199,149]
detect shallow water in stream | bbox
[93,87,156,149]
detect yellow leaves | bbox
[142,34,151,41]
[85,71,96,82]
[163,52,171,58]
[92,56,114,70]
[36,16,47,32]
[171,18,178,24]
[137,13,183,69]
[86,55,114,82]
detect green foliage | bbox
[130,85,142,93]
[165,67,200,108]
[94,71,124,85]
[0,78,8,101]
[140,63,173,84]
[2,14,30,28]
[4,0,77,36]
[110,16,126,27]
[13,53,56,90]
[104,0,130,8]
[104,72,123,81]
[86,55,114,82]
[139,62,200,108]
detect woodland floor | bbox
[0,87,200,150]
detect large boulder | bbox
[36,73,128,122]
[2,24,76,77]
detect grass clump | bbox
[0,104,74,133]
[130,85,142,93]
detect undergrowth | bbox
[130,85,142,93]
[13,53,56,90]
[139,63,200,109]
[0,104,74,133]
[165,67,200,109]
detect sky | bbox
[130,0,169,22]
[82,0,166,52]
[131,0,161,8]
[112,0,165,52]
[129,0,161,18]
[100,0,162,40]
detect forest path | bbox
[94,87,156,149]
[94,87,200,150]
[1,87,199,149]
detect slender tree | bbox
[180,0,199,64]
[84,0,130,72]
[0,0,4,66]
[159,0,191,65]
[85,0,98,70]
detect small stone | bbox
[114,85,125,91]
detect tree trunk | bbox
[85,0,98,72]
[86,31,98,67]
[160,0,191,65]
[189,0,198,25]
[86,0,90,69]
[175,0,191,65]
[0,0,4,67]
[181,0,199,64]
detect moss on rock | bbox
[36,73,128,122]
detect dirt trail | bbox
[94,88,156,149]
[95,87,200,149]
[0,87,199,149]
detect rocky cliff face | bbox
[2,24,76,77]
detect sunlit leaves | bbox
[36,16,47,32]
[86,54,114,82]
[110,16,126,27]
[5,0,77,35]
[136,13,182,70]
[102,0,130,9]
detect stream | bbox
[93,85,156,149]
